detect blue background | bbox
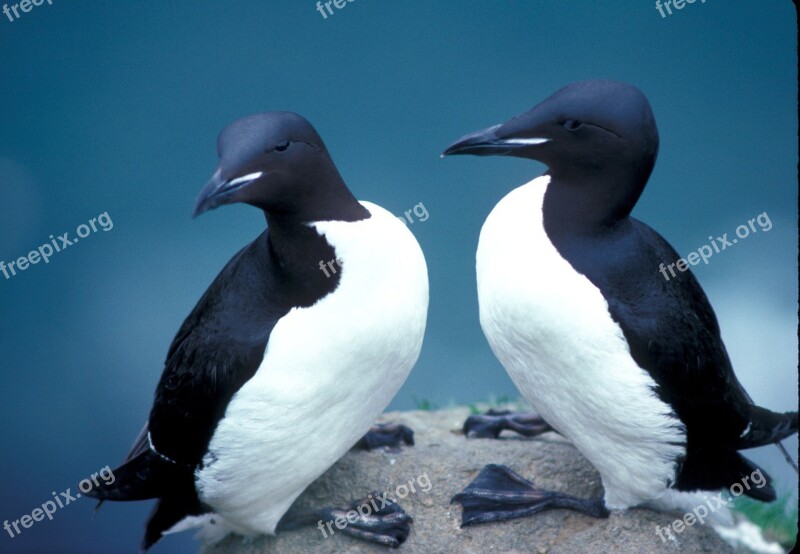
[1,1,796,552]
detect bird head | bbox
[193,112,350,220]
[442,80,659,184]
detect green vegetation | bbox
[412,396,437,411]
[732,492,798,551]
[411,394,527,413]
[467,394,527,414]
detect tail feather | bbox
[738,407,798,449]
[677,450,776,502]
[86,449,203,551]
[142,488,205,552]
[84,451,174,502]
[728,455,775,502]
[87,422,207,550]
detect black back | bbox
[444,80,796,496]
[88,112,373,550]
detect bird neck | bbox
[542,171,644,237]
[274,158,371,224]
[261,217,340,306]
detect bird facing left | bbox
[86,112,430,551]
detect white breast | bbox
[476,176,685,510]
[194,201,428,537]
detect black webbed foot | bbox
[355,423,415,450]
[463,409,555,438]
[451,464,608,527]
[278,491,412,547]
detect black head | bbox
[193,112,366,222]
[443,80,659,192]
[442,80,660,227]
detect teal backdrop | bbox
[0,1,796,552]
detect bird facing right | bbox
[442,79,798,527]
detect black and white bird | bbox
[442,80,797,526]
[88,112,429,550]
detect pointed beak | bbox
[192,168,264,218]
[442,114,551,158]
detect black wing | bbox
[88,225,342,549]
[601,219,751,443]
[552,217,795,496]
[87,235,283,548]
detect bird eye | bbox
[275,141,290,152]
[562,119,583,131]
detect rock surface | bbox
[202,408,741,553]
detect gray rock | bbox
[202,408,738,553]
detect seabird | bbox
[87,112,429,550]
[442,80,798,526]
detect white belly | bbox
[476,176,685,509]
[195,201,428,535]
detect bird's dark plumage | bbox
[444,80,797,516]
[86,112,380,550]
